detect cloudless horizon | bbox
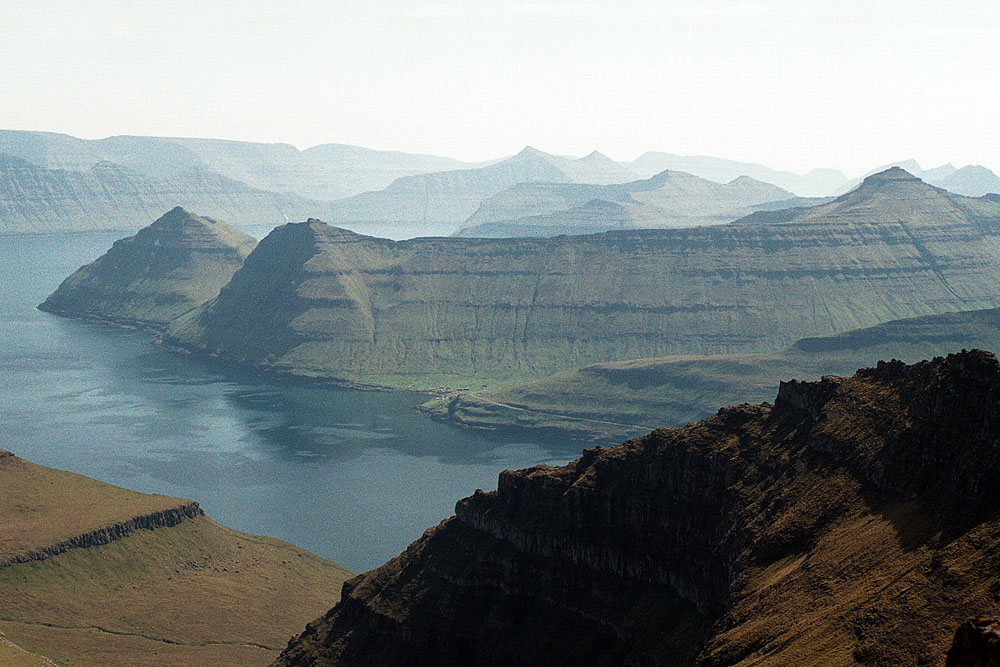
[2,0,998,177]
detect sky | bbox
[1,0,997,176]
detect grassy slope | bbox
[0,632,54,666]
[0,451,193,562]
[39,208,256,329]
[0,453,352,667]
[426,307,1000,443]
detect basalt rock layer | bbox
[167,169,1000,389]
[39,207,256,329]
[274,350,1000,666]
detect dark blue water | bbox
[0,232,581,572]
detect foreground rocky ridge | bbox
[0,451,352,667]
[39,207,256,329]
[166,169,1000,389]
[275,350,1000,666]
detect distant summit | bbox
[325,146,639,234]
[39,208,256,328]
[627,151,848,196]
[735,166,999,228]
[858,165,922,183]
[456,168,803,237]
[935,164,1000,197]
[837,160,1000,197]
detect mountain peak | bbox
[859,166,923,187]
[40,208,256,328]
[516,146,545,157]
[148,206,231,234]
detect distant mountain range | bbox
[836,159,1000,197]
[0,153,334,233]
[624,151,848,197]
[3,128,999,236]
[37,168,999,391]
[0,129,473,200]
[324,146,639,232]
[454,170,824,237]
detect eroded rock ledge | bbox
[0,502,204,569]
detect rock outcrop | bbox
[0,502,204,569]
[274,350,1000,666]
[39,207,257,329]
[947,618,1000,666]
[0,451,353,667]
[165,169,1000,390]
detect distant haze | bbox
[2,0,998,176]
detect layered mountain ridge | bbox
[0,154,334,233]
[455,169,813,237]
[324,146,640,234]
[160,169,1000,389]
[39,207,256,328]
[0,129,473,200]
[274,350,1000,666]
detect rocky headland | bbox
[39,207,256,329]
[162,169,1000,390]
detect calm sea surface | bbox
[0,231,582,572]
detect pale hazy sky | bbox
[1,0,997,176]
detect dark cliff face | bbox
[166,172,1000,390]
[947,618,1000,666]
[274,350,1000,666]
[39,206,257,329]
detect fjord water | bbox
[0,232,581,572]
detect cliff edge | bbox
[275,350,1000,666]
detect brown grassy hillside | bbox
[0,452,353,666]
[274,350,1000,666]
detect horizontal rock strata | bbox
[167,170,1000,389]
[274,350,1000,666]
